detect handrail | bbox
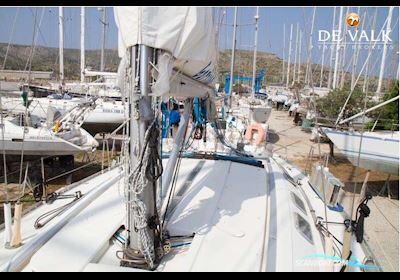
[339,95,399,125]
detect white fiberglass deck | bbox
[0,167,123,271]
[1,156,373,272]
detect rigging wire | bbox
[335,14,391,125]
[33,191,83,229]
[24,7,46,73]
[17,8,39,200]
[1,7,20,70]
[28,7,49,47]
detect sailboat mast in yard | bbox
[339,6,350,90]
[293,23,299,84]
[100,7,107,72]
[319,40,326,88]
[80,7,85,83]
[282,24,286,84]
[286,23,293,87]
[305,7,316,87]
[363,8,378,93]
[251,6,259,100]
[228,7,238,108]
[327,6,336,89]
[59,6,64,85]
[351,8,366,90]
[376,6,394,94]
[333,6,343,89]
[297,30,302,83]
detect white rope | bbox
[126,116,161,268]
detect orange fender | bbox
[245,123,266,145]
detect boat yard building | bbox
[0,70,54,81]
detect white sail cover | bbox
[114,7,217,87]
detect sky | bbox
[0,6,398,78]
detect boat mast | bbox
[339,6,350,90]
[376,6,394,94]
[80,7,85,83]
[100,7,107,72]
[282,24,286,84]
[363,8,378,93]
[251,6,259,100]
[327,7,336,89]
[351,8,366,90]
[319,40,326,88]
[59,6,64,86]
[297,30,302,83]
[292,23,299,84]
[286,23,293,88]
[125,45,157,269]
[228,7,238,108]
[332,6,343,89]
[305,7,316,87]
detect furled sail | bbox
[114,7,217,98]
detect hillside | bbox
[0,43,119,80]
[218,49,391,92]
[0,43,393,92]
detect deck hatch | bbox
[294,212,314,244]
[291,192,307,215]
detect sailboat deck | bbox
[0,167,122,271]
[1,156,373,272]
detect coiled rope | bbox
[128,115,163,269]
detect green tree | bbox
[316,87,376,121]
[368,80,399,131]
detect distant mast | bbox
[80,7,85,83]
[251,6,259,99]
[319,40,326,88]
[327,7,336,89]
[351,8,366,90]
[228,7,238,108]
[339,6,350,90]
[305,7,316,87]
[59,6,64,85]
[363,8,378,93]
[286,24,293,88]
[100,7,107,72]
[333,6,344,89]
[297,31,302,83]
[292,23,299,84]
[376,6,394,94]
[282,24,286,84]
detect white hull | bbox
[323,128,399,175]
[1,97,126,135]
[1,119,98,156]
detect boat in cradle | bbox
[1,117,97,157]
[1,95,126,136]
[0,7,379,272]
[0,99,99,158]
[322,128,399,175]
